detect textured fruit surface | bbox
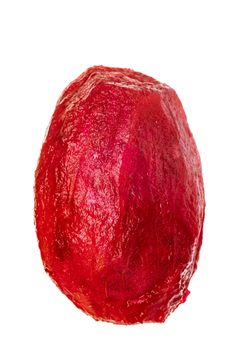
[35,66,205,324]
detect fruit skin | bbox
[35,66,205,324]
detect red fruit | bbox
[35,66,205,324]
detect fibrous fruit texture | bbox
[35,66,205,324]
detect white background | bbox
[0,1,233,349]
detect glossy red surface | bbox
[35,66,205,324]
